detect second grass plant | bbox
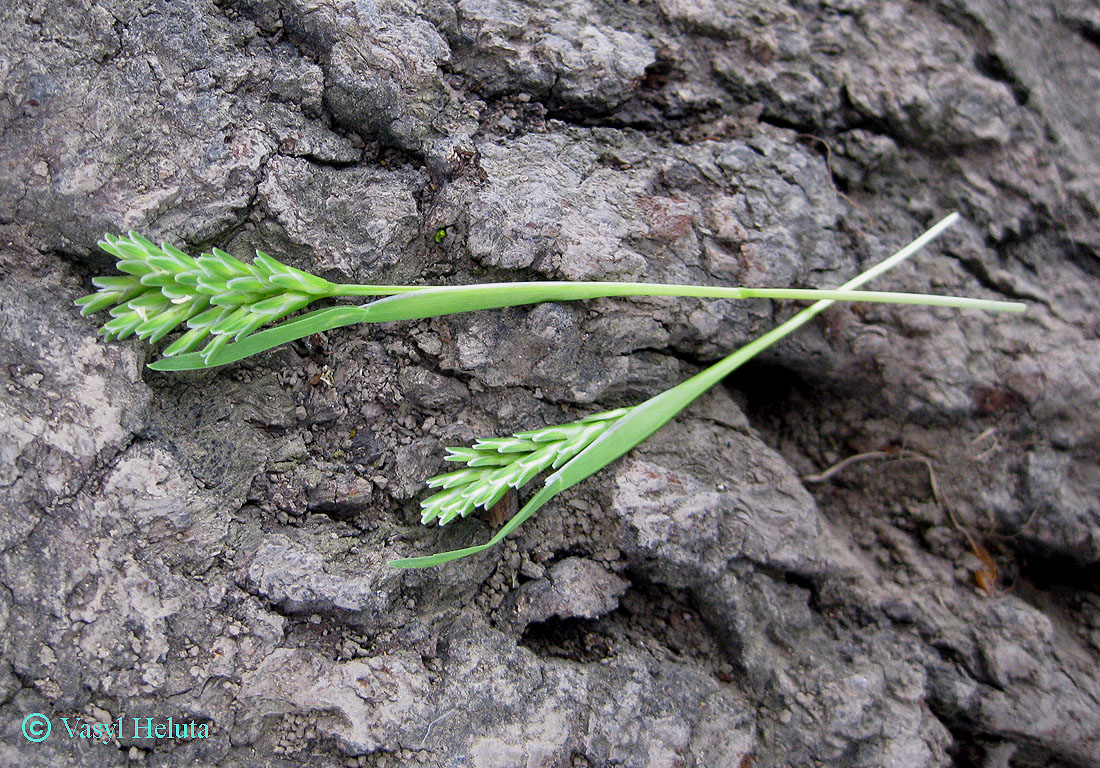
[390,213,997,567]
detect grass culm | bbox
[76,213,1024,566]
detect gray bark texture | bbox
[1,0,1098,766]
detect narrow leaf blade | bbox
[148,305,368,370]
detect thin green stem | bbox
[336,280,1024,312]
[687,214,968,391]
[151,282,1022,371]
[735,288,1020,312]
[333,283,432,297]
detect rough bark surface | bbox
[2,1,1098,766]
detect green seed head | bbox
[77,233,334,362]
[419,409,629,527]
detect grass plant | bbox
[76,214,1025,567]
[78,232,1018,371]
[389,213,1022,567]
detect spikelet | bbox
[419,408,630,526]
[76,232,334,362]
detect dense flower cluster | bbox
[420,409,629,526]
[77,233,334,361]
